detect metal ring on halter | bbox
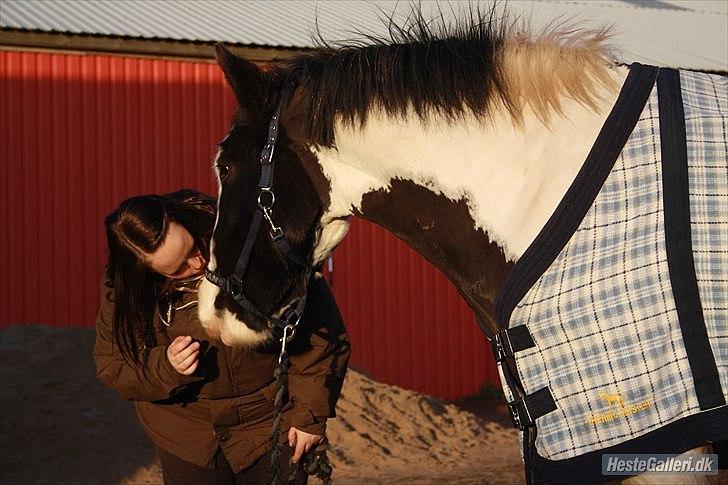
[257,187,275,210]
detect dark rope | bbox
[289,438,333,485]
[269,350,289,485]
[269,327,334,485]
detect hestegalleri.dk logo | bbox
[602,454,718,475]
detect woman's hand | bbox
[288,427,324,463]
[167,335,199,375]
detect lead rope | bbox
[289,438,333,484]
[269,325,293,485]
[268,324,334,485]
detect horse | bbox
[197,8,727,484]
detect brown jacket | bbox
[93,272,350,472]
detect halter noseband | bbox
[205,83,312,332]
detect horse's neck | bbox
[313,66,629,330]
[353,178,515,333]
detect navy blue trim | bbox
[533,405,728,484]
[494,63,660,327]
[657,68,725,410]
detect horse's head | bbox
[198,46,342,346]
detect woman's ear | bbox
[189,250,206,272]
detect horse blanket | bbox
[494,64,727,483]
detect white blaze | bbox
[198,147,269,346]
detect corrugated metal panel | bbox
[2,1,727,71]
[0,49,499,399]
[0,49,229,328]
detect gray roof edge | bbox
[0,26,308,51]
[0,28,314,62]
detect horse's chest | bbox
[494,65,727,482]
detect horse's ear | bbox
[214,44,267,114]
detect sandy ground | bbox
[0,325,523,484]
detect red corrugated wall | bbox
[0,49,499,399]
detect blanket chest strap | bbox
[508,386,557,430]
[492,325,536,362]
[488,325,557,429]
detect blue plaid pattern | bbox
[505,70,728,460]
[682,71,728,395]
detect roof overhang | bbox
[0,28,313,62]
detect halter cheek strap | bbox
[205,82,312,332]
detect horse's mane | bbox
[279,5,617,147]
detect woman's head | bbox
[103,189,216,365]
[105,190,215,280]
[144,221,206,280]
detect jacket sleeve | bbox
[286,273,351,435]
[93,279,205,402]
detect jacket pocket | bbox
[235,388,277,427]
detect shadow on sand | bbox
[0,325,158,484]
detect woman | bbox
[93,189,350,484]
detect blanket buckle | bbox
[492,330,514,363]
[508,398,533,430]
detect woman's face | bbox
[145,222,206,280]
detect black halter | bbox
[205,83,311,332]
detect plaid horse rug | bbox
[493,64,727,483]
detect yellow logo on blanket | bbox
[585,392,653,425]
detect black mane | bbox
[279,5,511,147]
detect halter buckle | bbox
[260,143,275,164]
[270,227,284,240]
[227,276,244,297]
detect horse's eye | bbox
[217,164,229,179]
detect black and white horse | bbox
[197,9,726,484]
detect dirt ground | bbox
[0,325,523,484]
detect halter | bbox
[205,83,334,485]
[205,82,312,336]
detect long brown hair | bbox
[104,189,216,366]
